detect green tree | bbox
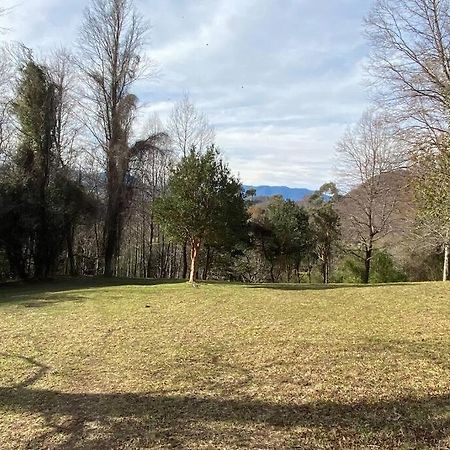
[0,58,96,279]
[11,59,58,278]
[270,198,312,282]
[252,197,312,282]
[415,142,450,281]
[245,188,257,204]
[308,183,341,283]
[154,146,247,283]
[370,250,407,283]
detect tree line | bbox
[1,0,449,283]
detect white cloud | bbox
[1,0,373,189]
[216,123,345,188]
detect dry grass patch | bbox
[0,279,450,449]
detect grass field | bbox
[1,279,450,449]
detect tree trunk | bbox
[296,262,301,283]
[189,238,201,283]
[171,245,178,278]
[159,232,165,278]
[269,262,275,283]
[141,212,146,277]
[182,242,188,279]
[104,136,128,277]
[202,245,212,280]
[66,224,76,276]
[104,195,120,277]
[443,242,449,282]
[363,245,372,284]
[323,256,330,284]
[6,246,27,279]
[146,220,154,278]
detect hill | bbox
[1,279,449,448]
[244,185,314,201]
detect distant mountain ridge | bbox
[243,185,314,201]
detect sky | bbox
[1,0,373,189]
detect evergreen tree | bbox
[308,183,341,283]
[0,58,95,279]
[12,59,58,278]
[154,146,247,283]
[265,197,312,282]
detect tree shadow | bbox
[20,295,88,308]
[1,277,428,304]
[0,353,50,388]
[0,277,185,306]
[0,354,449,449]
[244,282,422,292]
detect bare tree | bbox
[78,0,161,276]
[366,0,450,139]
[0,66,12,160]
[167,94,215,157]
[47,49,81,167]
[366,0,450,280]
[337,110,406,283]
[0,48,10,92]
[0,7,15,159]
[119,113,173,278]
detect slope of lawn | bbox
[0,279,450,449]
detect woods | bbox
[1,0,450,284]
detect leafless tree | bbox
[337,110,406,283]
[120,113,173,278]
[0,5,12,156]
[0,84,10,160]
[78,0,162,276]
[45,49,82,168]
[366,0,450,280]
[167,94,215,157]
[0,45,16,161]
[366,0,450,142]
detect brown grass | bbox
[0,279,449,449]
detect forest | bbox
[0,0,450,285]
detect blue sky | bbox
[1,0,372,189]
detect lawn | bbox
[0,279,450,449]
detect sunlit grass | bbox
[0,279,449,448]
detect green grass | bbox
[0,279,450,449]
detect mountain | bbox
[243,185,315,202]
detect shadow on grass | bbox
[0,354,449,449]
[245,282,422,292]
[0,277,185,305]
[21,295,88,308]
[1,277,427,303]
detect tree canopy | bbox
[154,146,248,283]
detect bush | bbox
[332,257,365,283]
[333,250,408,284]
[370,250,408,283]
